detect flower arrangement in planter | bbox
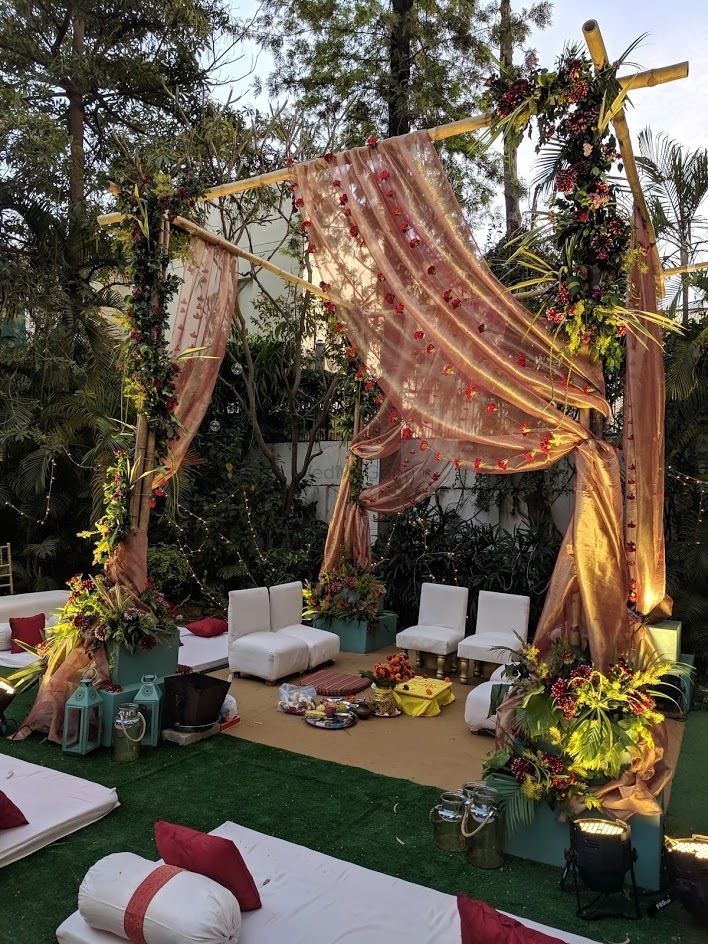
[483,640,682,832]
[304,563,385,630]
[9,575,177,693]
[360,651,415,689]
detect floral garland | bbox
[482,47,642,369]
[483,639,678,823]
[303,563,386,628]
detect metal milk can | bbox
[462,784,504,869]
[429,791,467,852]
[112,702,147,764]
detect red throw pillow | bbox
[458,896,564,944]
[154,821,261,911]
[186,617,228,638]
[0,791,28,829]
[9,613,45,654]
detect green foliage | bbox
[373,499,561,628]
[147,543,191,601]
[304,563,386,625]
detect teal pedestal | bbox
[315,610,398,653]
[109,629,179,687]
[501,798,663,890]
[647,619,682,662]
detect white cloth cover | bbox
[227,588,270,640]
[78,852,241,944]
[178,627,228,672]
[0,756,119,868]
[395,624,463,656]
[458,591,531,666]
[229,632,309,682]
[268,581,303,632]
[57,822,600,944]
[458,630,521,664]
[418,582,468,632]
[464,666,508,733]
[0,622,11,651]
[281,625,340,668]
[0,650,36,668]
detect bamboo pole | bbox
[582,19,661,274]
[172,215,329,299]
[619,61,688,90]
[663,260,708,277]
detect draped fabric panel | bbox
[155,238,239,487]
[296,132,630,667]
[624,208,671,618]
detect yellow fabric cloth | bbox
[393,677,455,717]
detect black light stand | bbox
[665,835,708,926]
[0,679,16,735]
[563,818,640,920]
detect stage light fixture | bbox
[665,834,708,925]
[564,817,639,919]
[0,680,16,735]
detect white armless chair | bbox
[395,582,469,679]
[269,581,340,670]
[228,586,308,683]
[457,590,530,684]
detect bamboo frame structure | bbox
[663,260,708,278]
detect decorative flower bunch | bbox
[484,639,679,815]
[303,563,385,628]
[79,449,132,565]
[361,651,415,689]
[481,44,658,369]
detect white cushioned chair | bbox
[464,665,509,734]
[395,582,469,679]
[457,590,530,684]
[228,587,308,683]
[269,581,340,669]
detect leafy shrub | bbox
[147,543,191,601]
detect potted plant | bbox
[303,564,396,653]
[360,651,415,716]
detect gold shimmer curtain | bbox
[295,132,635,669]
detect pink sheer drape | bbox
[624,208,671,619]
[296,132,630,667]
[154,238,239,487]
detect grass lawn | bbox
[0,679,706,944]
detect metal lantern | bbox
[62,678,103,755]
[134,673,162,747]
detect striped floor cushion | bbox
[300,669,371,697]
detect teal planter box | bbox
[109,629,179,687]
[497,796,663,891]
[314,610,398,653]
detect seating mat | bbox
[0,756,119,868]
[177,626,228,673]
[56,822,601,944]
[299,668,371,696]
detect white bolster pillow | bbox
[78,852,241,944]
[0,623,10,651]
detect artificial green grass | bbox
[0,682,706,944]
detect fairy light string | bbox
[2,457,56,525]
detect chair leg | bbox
[436,654,445,679]
[458,659,469,685]
[400,648,409,660]
[472,660,480,678]
[415,651,422,668]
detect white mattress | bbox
[56,822,599,944]
[178,627,228,672]
[0,755,119,868]
[0,650,36,668]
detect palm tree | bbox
[637,130,708,326]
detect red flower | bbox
[374,394,384,405]
[477,322,485,332]
[520,423,530,436]
[486,401,497,414]
[378,169,390,180]
[401,427,413,440]
[307,242,317,253]
[319,281,331,291]
[384,291,395,304]
[294,197,305,208]
[301,219,312,229]
[367,136,378,147]
[426,343,435,354]
[419,440,430,451]
[339,193,348,205]
[474,458,482,471]
[323,152,334,162]
[332,179,341,188]
[450,298,461,309]
[523,451,534,462]
[334,322,346,333]
[497,458,508,470]
[355,366,366,381]
[349,224,359,238]
[465,384,477,399]
[364,381,375,392]
[443,365,454,376]
[453,457,461,469]
[427,265,436,276]
[414,330,425,340]
[377,272,386,282]
[394,302,405,315]
[517,353,526,367]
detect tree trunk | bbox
[499,0,522,237]
[388,0,413,137]
[679,236,690,326]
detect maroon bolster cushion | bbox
[0,791,29,829]
[458,895,565,944]
[185,617,228,638]
[10,613,45,654]
[154,821,261,911]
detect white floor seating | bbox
[395,582,469,679]
[228,587,308,683]
[457,590,530,684]
[0,755,118,868]
[0,589,70,668]
[56,822,601,944]
[464,665,509,733]
[269,581,339,669]
[178,627,228,673]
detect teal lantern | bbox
[134,674,162,747]
[62,678,103,755]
